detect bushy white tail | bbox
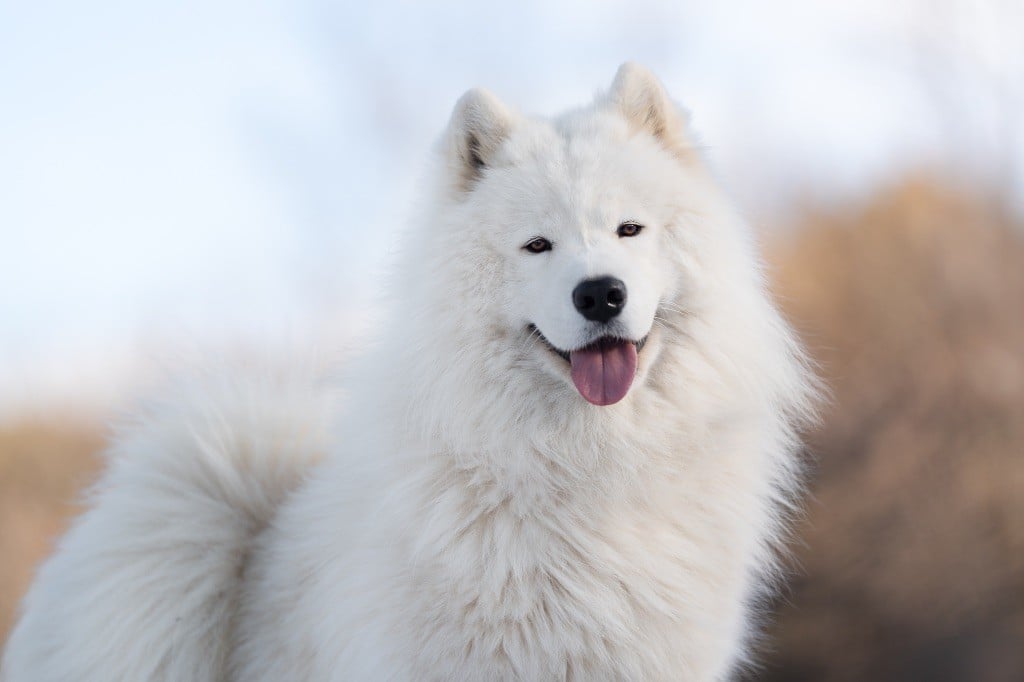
[2,363,338,681]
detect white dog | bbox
[3,63,817,681]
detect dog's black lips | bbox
[527,324,647,362]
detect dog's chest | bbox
[403,491,724,679]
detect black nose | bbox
[572,276,627,323]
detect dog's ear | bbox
[607,62,692,159]
[446,88,517,193]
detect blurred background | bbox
[1,1,1022,679]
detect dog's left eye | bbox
[522,237,553,254]
[617,222,644,238]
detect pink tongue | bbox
[569,340,638,406]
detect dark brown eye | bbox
[617,222,644,238]
[523,237,553,253]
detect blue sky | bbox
[1,0,1021,415]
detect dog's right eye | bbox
[522,237,553,254]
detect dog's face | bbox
[487,127,686,406]
[441,64,697,406]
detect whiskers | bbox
[518,324,570,362]
[519,324,544,355]
[653,300,692,330]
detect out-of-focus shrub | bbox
[764,177,1024,681]
[0,423,102,644]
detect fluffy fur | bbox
[2,63,817,681]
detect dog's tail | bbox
[1,361,339,682]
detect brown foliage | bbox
[0,422,103,645]
[763,177,1024,681]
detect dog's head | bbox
[423,63,708,407]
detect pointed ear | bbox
[445,87,517,192]
[607,62,692,158]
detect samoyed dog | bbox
[3,63,817,681]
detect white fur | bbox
[2,64,817,681]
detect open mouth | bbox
[528,324,648,406]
